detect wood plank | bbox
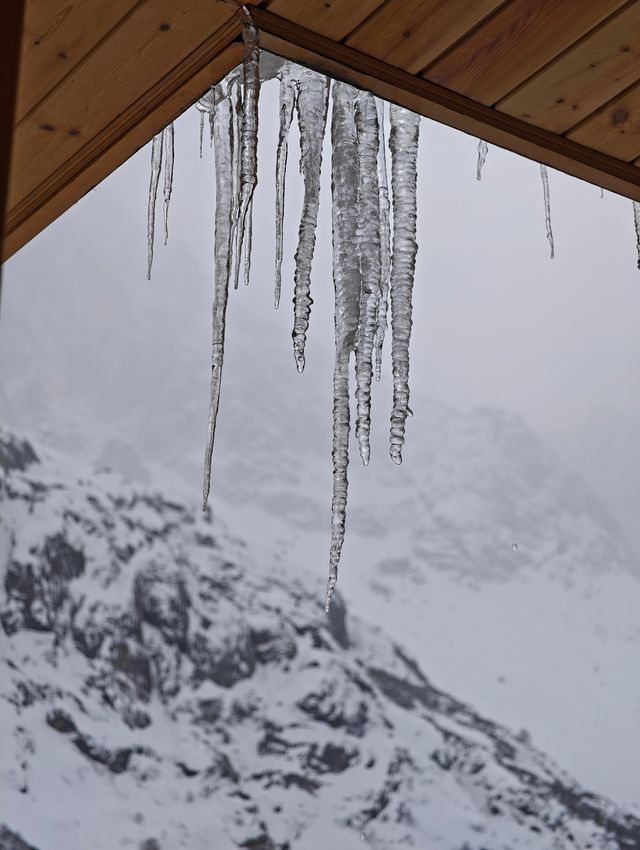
[17,0,139,122]
[346,0,508,75]
[252,9,640,201]
[567,81,640,162]
[425,0,629,106]
[9,0,236,211]
[265,0,386,41]
[497,2,640,133]
[3,36,241,261]
[1,0,25,268]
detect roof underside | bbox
[6,0,640,260]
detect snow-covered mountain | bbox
[2,431,639,850]
[2,281,640,807]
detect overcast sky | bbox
[2,74,640,439]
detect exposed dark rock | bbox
[190,627,256,688]
[326,591,349,649]
[306,742,358,774]
[0,435,38,473]
[72,732,139,774]
[0,824,40,850]
[46,708,77,734]
[133,564,190,650]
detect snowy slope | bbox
[2,282,639,807]
[1,432,639,850]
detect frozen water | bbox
[476,139,488,181]
[274,62,298,309]
[388,104,420,465]
[146,132,163,280]
[540,164,554,259]
[326,81,362,611]
[291,67,330,372]
[354,90,382,465]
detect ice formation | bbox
[476,139,488,181]
[146,133,163,280]
[178,29,421,604]
[150,16,639,607]
[163,124,174,246]
[540,164,554,259]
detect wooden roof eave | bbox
[5,3,640,263]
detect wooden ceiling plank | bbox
[497,1,640,134]
[3,35,242,261]
[252,9,640,202]
[17,0,141,123]
[9,0,236,211]
[567,80,640,162]
[345,0,508,75]
[424,0,629,107]
[265,0,387,41]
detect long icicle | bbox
[202,85,234,510]
[633,201,640,270]
[147,132,163,279]
[476,140,488,181]
[163,123,175,246]
[229,75,242,286]
[540,164,555,259]
[291,68,330,372]
[326,82,361,612]
[243,197,253,286]
[374,98,391,382]
[232,9,260,290]
[354,90,382,465]
[389,104,420,465]
[274,62,298,309]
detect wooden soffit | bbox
[5,0,640,261]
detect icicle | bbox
[232,10,260,291]
[374,98,391,382]
[274,63,298,309]
[354,90,381,465]
[476,139,488,181]
[291,68,330,372]
[199,111,204,158]
[209,85,215,148]
[388,104,420,465]
[243,198,253,286]
[229,75,242,286]
[540,164,554,259]
[600,187,604,199]
[326,82,361,612]
[147,132,164,280]
[163,123,174,246]
[633,201,640,270]
[202,86,234,510]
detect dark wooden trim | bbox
[2,16,241,261]
[253,7,640,201]
[1,0,25,267]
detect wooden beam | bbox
[253,7,640,201]
[2,20,241,261]
[1,0,26,266]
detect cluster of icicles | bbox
[146,13,640,611]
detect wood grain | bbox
[253,9,640,201]
[17,0,139,122]
[567,81,640,162]
[9,0,236,210]
[346,0,507,74]
[266,0,386,40]
[425,0,629,106]
[498,2,640,133]
[3,36,241,260]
